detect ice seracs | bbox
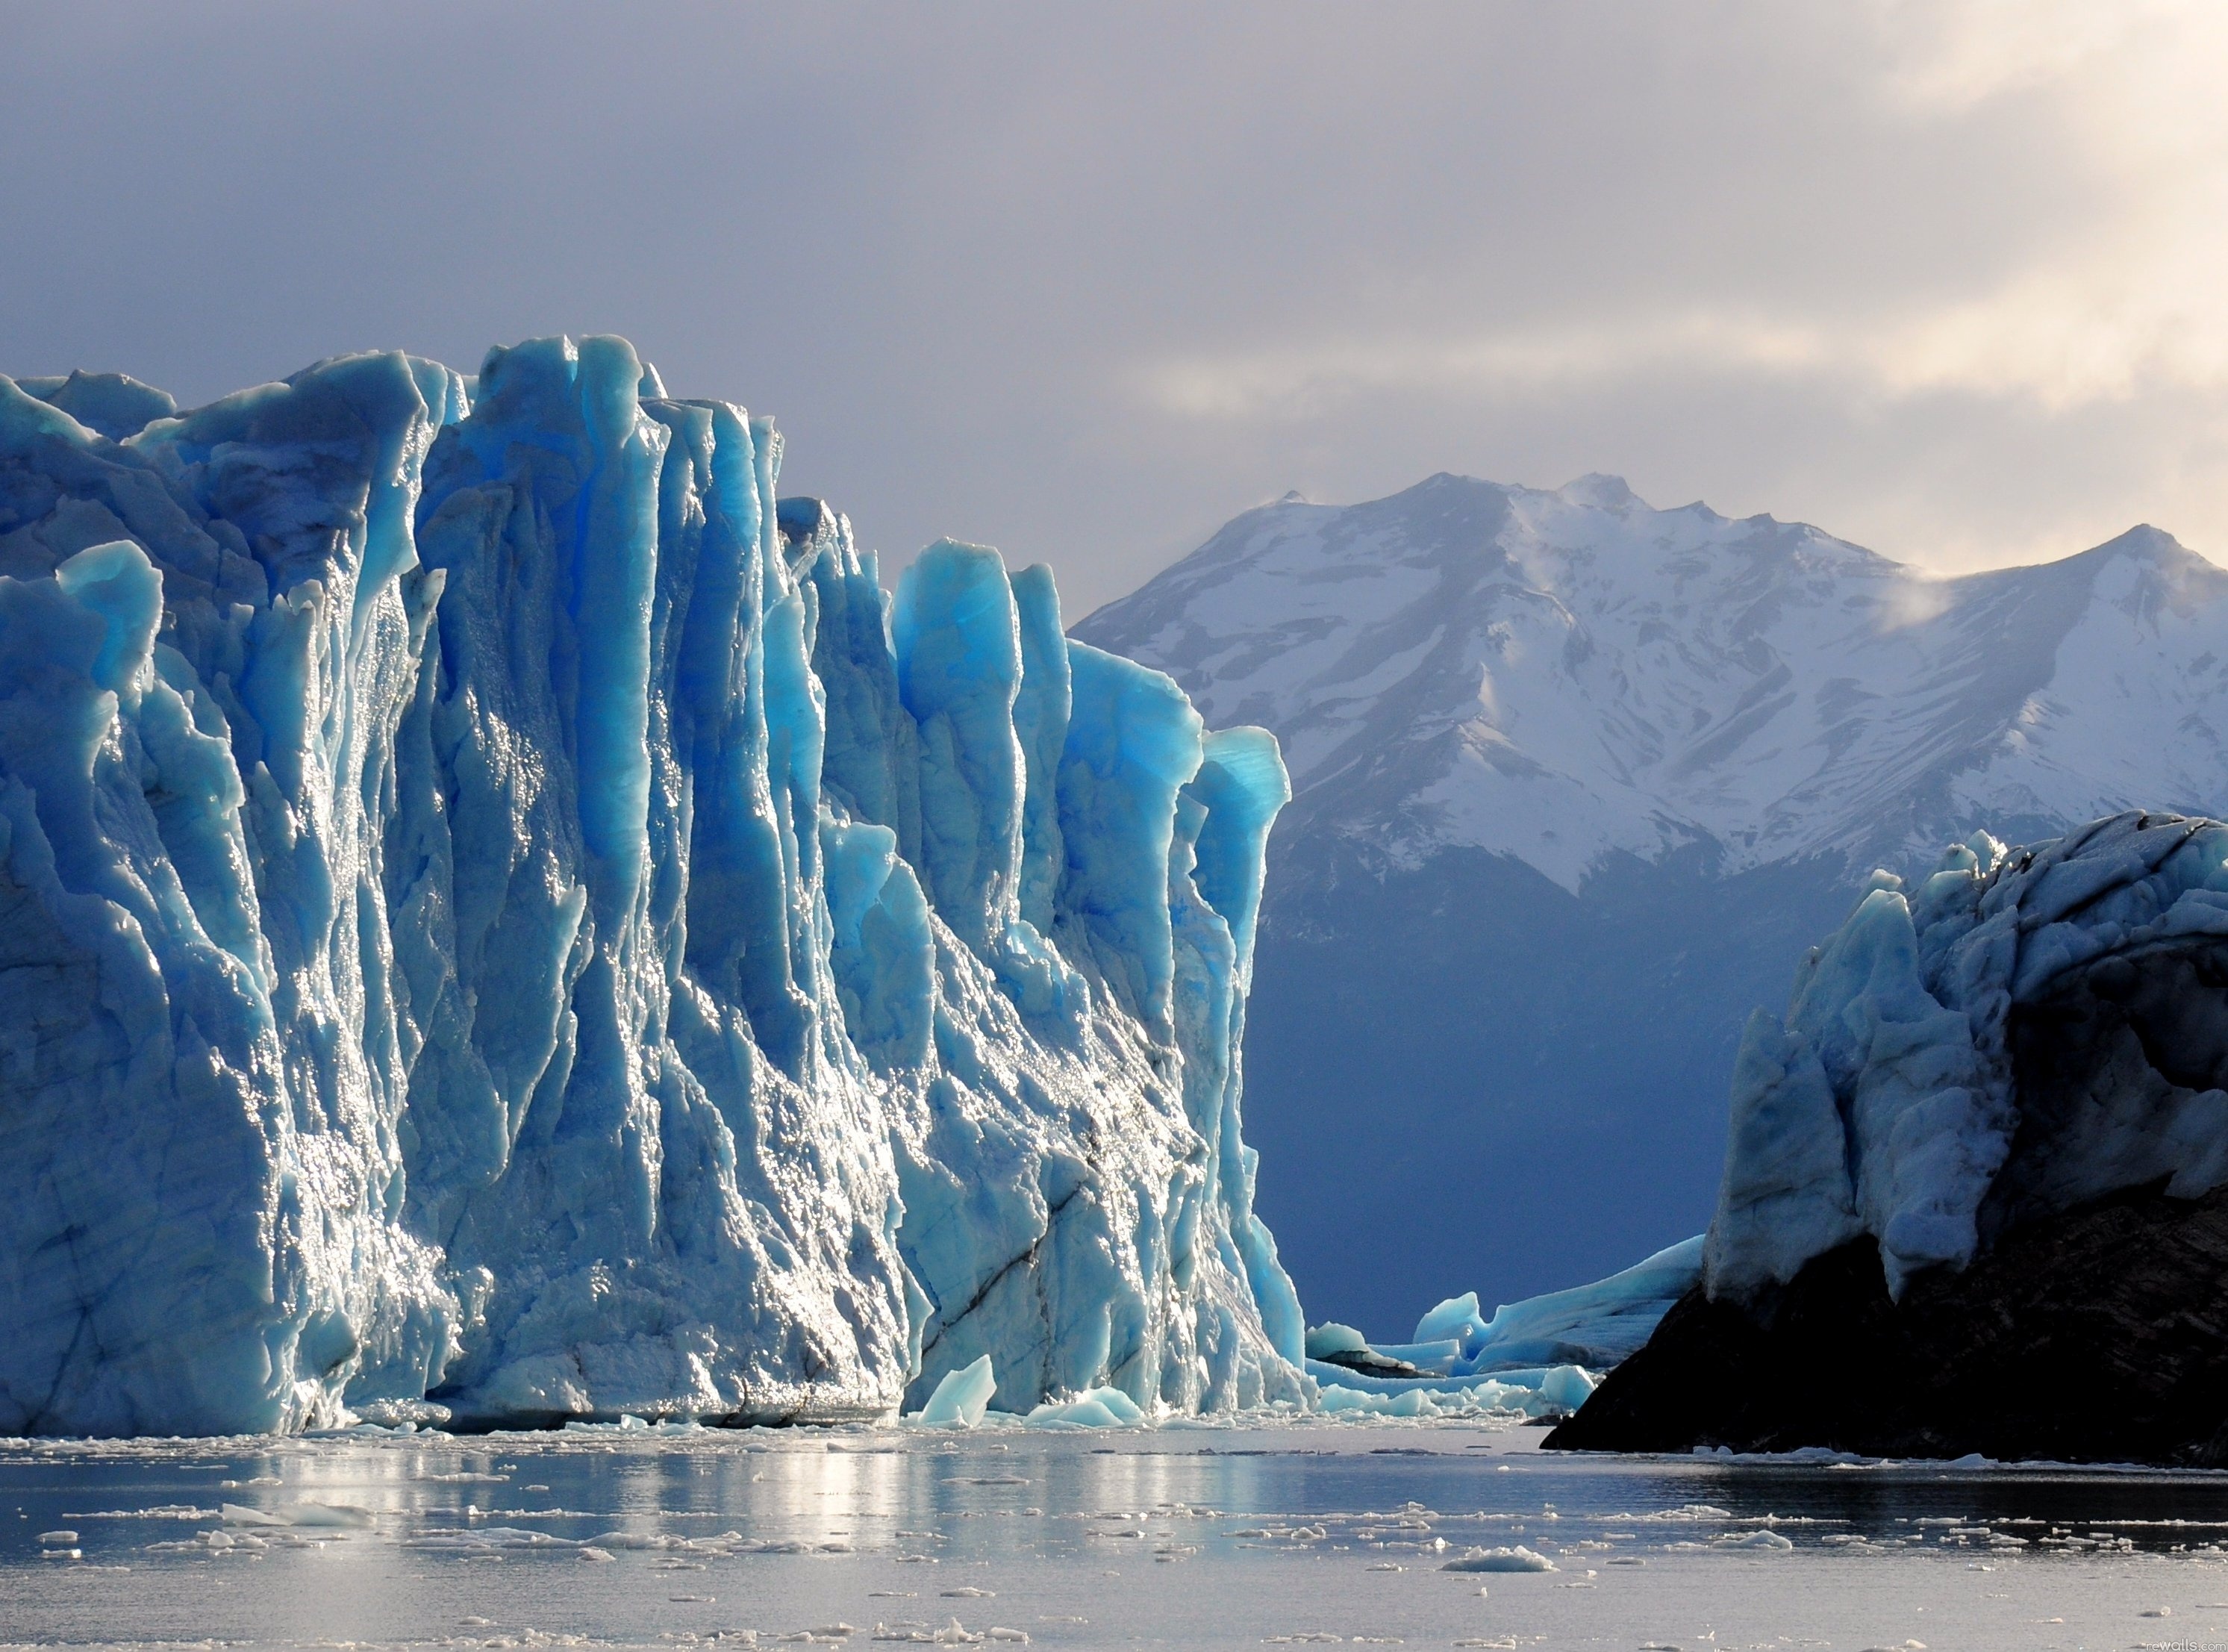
[1706,810,2228,1300]
[0,337,1305,1436]
[1294,1238,1700,1419]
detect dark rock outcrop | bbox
[1549,812,2228,1466]
[1547,1179,2228,1465]
[1311,1347,1423,1380]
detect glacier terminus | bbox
[0,338,1311,1436]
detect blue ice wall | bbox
[892,542,1026,954]
[1057,643,1204,1036]
[0,337,1306,1434]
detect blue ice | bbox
[0,338,1308,1436]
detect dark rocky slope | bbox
[1550,812,2228,1465]
[1546,1182,2228,1465]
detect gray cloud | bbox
[3,1,2222,614]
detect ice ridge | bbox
[1706,809,2228,1300]
[0,337,1307,1436]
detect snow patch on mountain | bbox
[1080,473,2228,891]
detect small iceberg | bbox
[1024,1388,1145,1429]
[911,1356,998,1429]
[1441,1545,1557,1573]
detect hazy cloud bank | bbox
[4,1,2223,611]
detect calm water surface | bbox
[4,1419,2227,1650]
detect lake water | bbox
[5,1416,2227,1651]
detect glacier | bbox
[1705,809,2228,1300]
[0,336,1308,1436]
[1405,1235,1703,1374]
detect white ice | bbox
[911,1358,997,1430]
[1299,1235,1701,1409]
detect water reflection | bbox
[4,1423,2227,1649]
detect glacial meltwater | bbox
[5,1420,2227,1651]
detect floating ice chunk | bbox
[1308,1360,1594,1419]
[1302,1324,1367,1359]
[1538,1365,1598,1413]
[1317,1384,1428,1417]
[219,1504,287,1527]
[221,1499,372,1529]
[1024,1388,1145,1429]
[355,1397,453,1429]
[284,1501,375,1529]
[1414,1293,1491,1349]
[913,1356,998,1429]
[1442,1545,1556,1572]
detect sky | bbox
[4,2,2227,617]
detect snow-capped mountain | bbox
[1076,474,2228,1329]
[1084,473,2228,885]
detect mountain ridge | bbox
[1075,474,2228,1329]
[1081,473,2228,892]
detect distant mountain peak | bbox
[1073,472,2228,1324]
[2083,522,2217,572]
[1077,476,2228,891]
[1555,472,1640,510]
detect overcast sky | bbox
[4,1,2224,615]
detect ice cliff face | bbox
[1706,810,2228,1300]
[0,337,1305,1436]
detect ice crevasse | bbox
[0,337,1308,1435]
